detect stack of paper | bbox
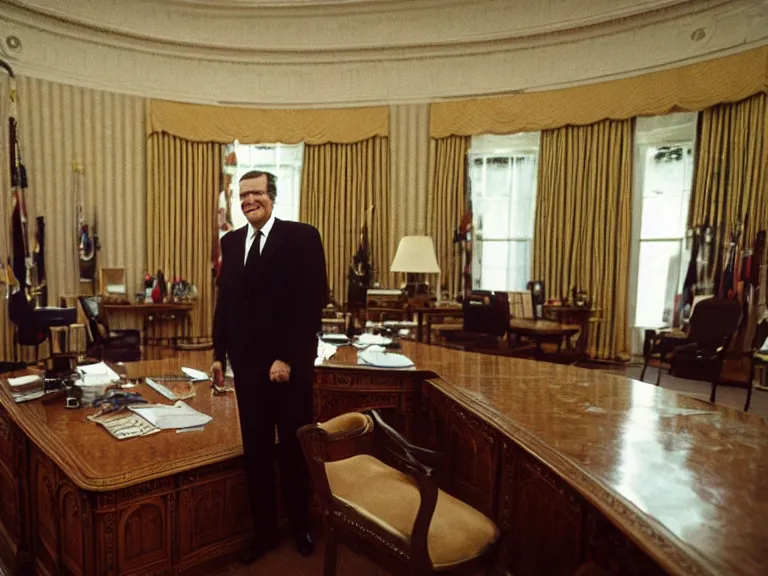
[77,362,121,404]
[8,375,50,404]
[128,401,212,430]
[8,374,44,391]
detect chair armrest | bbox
[370,410,443,470]
[369,410,441,571]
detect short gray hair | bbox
[239,170,277,202]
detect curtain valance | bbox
[147,99,389,144]
[431,46,768,137]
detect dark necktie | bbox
[245,230,262,271]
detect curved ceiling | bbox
[0,0,766,106]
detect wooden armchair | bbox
[298,411,499,576]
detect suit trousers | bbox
[233,366,313,539]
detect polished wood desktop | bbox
[1,343,766,575]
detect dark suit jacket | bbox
[213,219,328,383]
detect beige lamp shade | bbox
[390,236,440,273]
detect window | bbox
[469,133,540,292]
[631,114,697,335]
[225,142,304,229]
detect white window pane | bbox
[506,240,531,291]
[635,241,683,327]
[640,146,694,239]
[485,159,512,198]
[476,198,510,239]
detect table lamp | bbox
[390,236,441,304]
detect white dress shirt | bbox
[244,214,275,265]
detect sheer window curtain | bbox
[469,133,539,293]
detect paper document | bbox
[128,401,212,430]
[181,367,210,381]
[357,350,414,369]
[315,341,338,365]
[88,412,160,440]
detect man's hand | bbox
[211,361,225,387]
[269,360,291,383]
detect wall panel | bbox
[1,74,145,359]
[389,104,430,278]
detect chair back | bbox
[78,296,109,345]
[688,298,742,348]
[463,291,509,337]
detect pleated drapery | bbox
[299,136,391,304]
[689,93,768,245]
[146,133,222,344]
[426,136,470,299]
[147,99,388,145]
[431,46,768,137]
[534,119,633,360]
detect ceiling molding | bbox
[0,0,766,107]
[3,0,714,52]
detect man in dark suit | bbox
[212,170,327,563]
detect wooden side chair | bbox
[298,411,499,576]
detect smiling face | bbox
[239,174,273,229]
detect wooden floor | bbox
[211,534,388,576]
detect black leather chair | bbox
[78,296,141,362]
[666,298,742,403]
[441,291,510,352]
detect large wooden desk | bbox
[1,344,766,576]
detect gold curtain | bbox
[146,133,222,343]
[689,93,768,245]
[431,46,768,137]
[426,136,469,299]
[534,120,633,360]
[147,99,388,145]
[300,136,391,304]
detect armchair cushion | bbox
[319,412,373,437]
[326,454,498,570]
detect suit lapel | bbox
[232,226,247,277]
[248,218,285,287]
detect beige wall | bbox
[1,75,145,358]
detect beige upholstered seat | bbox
[300,411,499,575]
[318,412,373,437]
[326,454,499,570]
